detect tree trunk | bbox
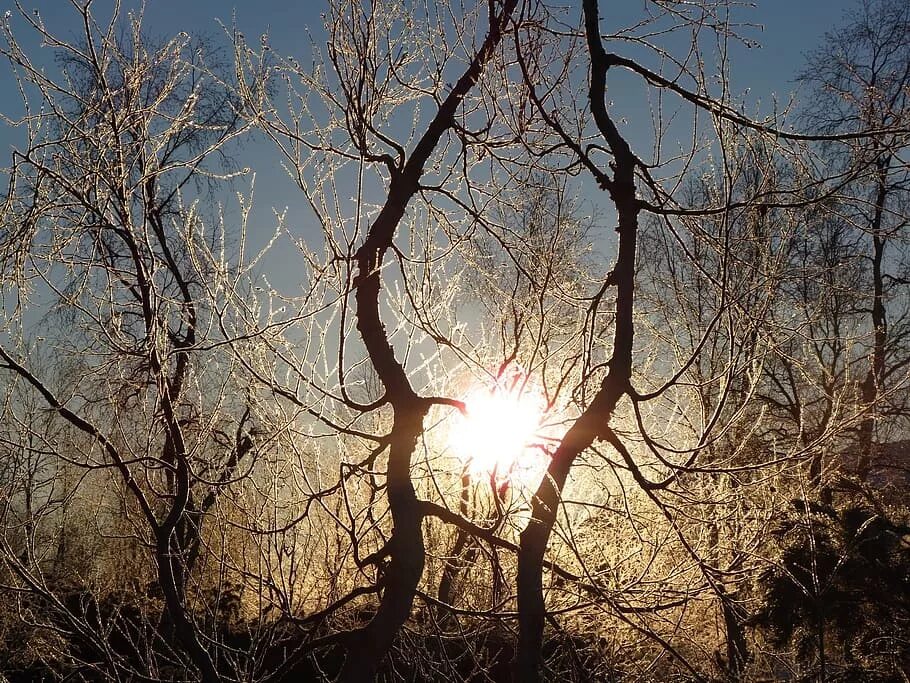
[721,591,748,679]
[515,2,640,675]
[858,166,890,480]
[156,533,221,683]
[337,4,520,677]
[339,404,427,682]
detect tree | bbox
[755,501,910,680]
[797,0,910,484]
[507,0,876,676]
[0,4,270,679]
[1,1,908,681]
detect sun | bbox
[448,376,547,486]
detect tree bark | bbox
[515,1,640,678]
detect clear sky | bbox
[0,0,860,294]
[150,0,851,102]
[129,0,856,103]
[0,0,859,133]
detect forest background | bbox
[0,0,907,681]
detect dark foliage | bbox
[755,500,910,679]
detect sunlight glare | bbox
[449,378,547,486]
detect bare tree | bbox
[798,0,910,482]
[510,1,908,679]
[227,0,909,679]
[0,1,906,681]
[0,3,270,680]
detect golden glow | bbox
[449,378,547,486]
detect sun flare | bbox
[448,379,547,486]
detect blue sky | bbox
[136,0,854,102]
[0,0,859,294]
[0,0,857,130]
[154,0,851,105]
